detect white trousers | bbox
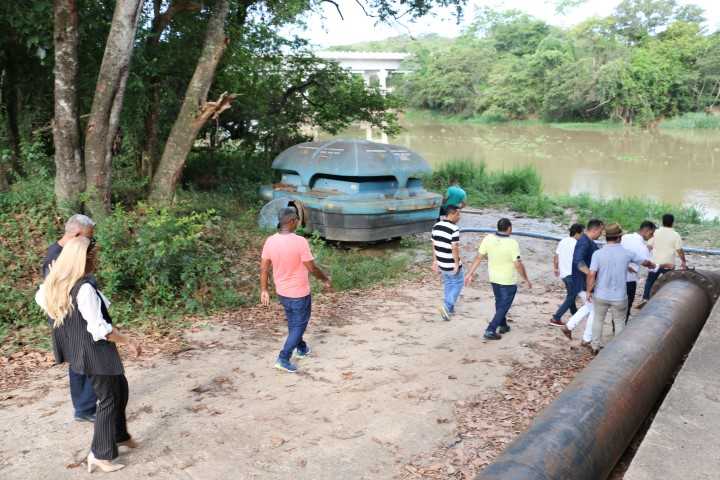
[566,291,594,343]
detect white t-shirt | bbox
[556,237,577,279]
[621,232,652,282]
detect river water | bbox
[320,119,720,217]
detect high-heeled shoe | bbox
[118,438,139,449]
[87,452,125,473]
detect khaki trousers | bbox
[591,297,628,351]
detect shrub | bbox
[96,204,243,324]
[489,167,542,196]
[423,159,487,193]
[426,158,543,202]
[554,195,704,234]
[660,112,720,129]
[0,171,60,334]
[476,106,512,123]
[183,147,276,203]
[308,233,411,291]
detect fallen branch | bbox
[194,91,238,127]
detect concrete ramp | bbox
[624,297,720,479]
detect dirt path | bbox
[2,210,717,479]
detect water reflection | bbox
[319,120,720,216]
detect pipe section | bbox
[460,227,720,256]
[476,270,720,480]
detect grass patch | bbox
[548,120,625,131]
[659,112,720,129]
[405,108,720,131]
[424,159,543,201]
[551,195,707,235]
[309,234,414,291]
[402,108,544,126]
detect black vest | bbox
[51,276,124,376]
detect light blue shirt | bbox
[590,244,644,302]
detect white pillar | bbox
[361,71,371,86]
[377,69,388,93]
[365,123,373,140]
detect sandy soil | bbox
[2,210,717,479]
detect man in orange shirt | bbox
[260,208,332,373]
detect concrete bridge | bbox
[316,51,409,93]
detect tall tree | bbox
[149,0,232,203]
[84,0,142,216]
[52,0,84,210]
[140,0,202,179]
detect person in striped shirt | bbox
[432,205,463,321]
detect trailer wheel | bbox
[288,200,309,229]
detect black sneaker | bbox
[498,325,511,334]
[295,344,312,358]
[74,413,96,423]
[483,332,502,340]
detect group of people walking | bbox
[431,193,688,354]
[431,209,531,340]
[34,194,688,472]
[553,214,686,353]
[35,208,331,472]
[432,184,532,340]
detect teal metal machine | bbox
[259,139,442,242]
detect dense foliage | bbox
[0,0,457,347]
[340,1,720,126]
[0,147,413,351]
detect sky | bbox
[295,0,720,48]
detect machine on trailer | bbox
[259,139,442,242]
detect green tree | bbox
[472,8,553,56]
[612,0,705,44]
[399,36,494,114]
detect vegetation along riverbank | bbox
[0,148,416,354]
[424,159,719,245]
[402,109,720,130]
[4,149,716,355]
[335,2,720,128]
[3,0,719,355]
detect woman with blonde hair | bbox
[36,236,141,473]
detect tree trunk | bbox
[148,0,232,204]
[83,0,142,217]
[0,163,9,192]
[140,85,160,179]
[52,0,85,211]
[2,62,21,175]
[140,0,202,181]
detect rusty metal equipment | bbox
[476,270,720,480]
[258,139,442,242]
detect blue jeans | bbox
[441,267,465,313]
[552,276,578,321]
[487,283,518,334]
[69,367,97,417]
[278,295,312,362]
[643,268,671,300]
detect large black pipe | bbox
[476,270,720,480]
